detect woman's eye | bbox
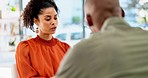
[54,17,57,20]
[44,16,57,21]
[45,19,50,21]
[45,17,51,21]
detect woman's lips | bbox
[51,27,57,31]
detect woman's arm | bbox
[16,41,45,78]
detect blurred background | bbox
[0,0,148,78]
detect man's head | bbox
[85,0,122,32]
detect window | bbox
[56,33,66,41]
[71,32,83,40]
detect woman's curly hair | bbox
[22,0,59,32]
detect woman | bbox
[15,0,70,78]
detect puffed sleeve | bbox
[15,41,45,78]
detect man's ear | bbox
[33,18,39,26]
[121,8,125,17]
[86,14,93,26]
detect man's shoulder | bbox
[73,33,110,50]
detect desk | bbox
[0,52,15,67]
[0,52,15,78]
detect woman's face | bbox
[35,7,58,35]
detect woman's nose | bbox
[51,19,56,25]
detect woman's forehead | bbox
[41,7,57,15]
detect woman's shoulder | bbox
[18,38,37,48]
[17,40,30,50]
[16,40,30,56]
[54,38,70,48]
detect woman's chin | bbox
[42,32,55,35]
[51,31,56,34]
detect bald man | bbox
[55,0,148,78]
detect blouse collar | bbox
[34,35,57,46]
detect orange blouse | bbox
[15,36,70,78]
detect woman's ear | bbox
[33,18,39,26]
[86,14,93,27]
